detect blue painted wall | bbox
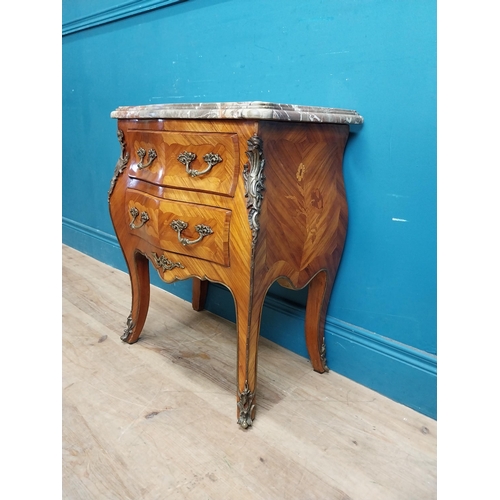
[62,0,437,418]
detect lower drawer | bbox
[125,190,231,266]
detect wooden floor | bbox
[62,244,437,499]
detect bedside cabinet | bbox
[108,102,363,428]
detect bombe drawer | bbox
[125,190,232,267]
[127,129,240,197]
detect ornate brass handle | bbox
[137,148,157,169]
[170,219,213,246]
[177,151,222,177]
[129,207,149,229]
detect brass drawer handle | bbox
[129,207,150,229]
[177,151,222,177]
[170,219,213,246]
[137,148,157,169]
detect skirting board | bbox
[63,217,437,419]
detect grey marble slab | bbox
[111,101,363,127]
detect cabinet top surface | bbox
[111,101,363,126]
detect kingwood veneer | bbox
[108,101,363,428]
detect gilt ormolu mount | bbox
[108,101,363,428]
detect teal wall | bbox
[63,0,437,418]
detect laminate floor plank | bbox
[62,245,437,499]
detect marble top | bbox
[111,101,363,126]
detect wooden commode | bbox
[108,101,363,428]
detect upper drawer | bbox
[125,190,231,267]
[127,129,240,197]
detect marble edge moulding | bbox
[110,101,364,126]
